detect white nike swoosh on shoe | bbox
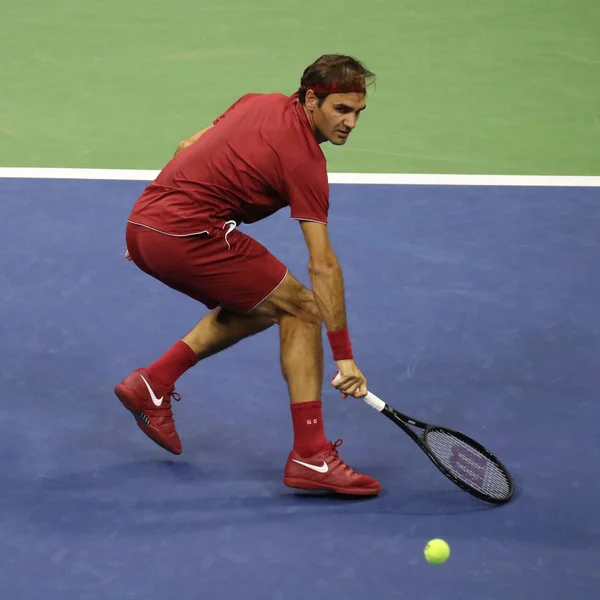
[140,374,163,406]
[292,459,329,473]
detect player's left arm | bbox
[174,125,213,156]
[173,94,257,156]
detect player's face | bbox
[307,92,367,145]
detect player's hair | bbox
[298,54,375,105]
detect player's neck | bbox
[302,105,327,144]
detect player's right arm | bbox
[299,220,367,398]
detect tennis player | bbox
[115,54,380,496]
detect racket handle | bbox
[362,391,386,412]
[332,372,386,412]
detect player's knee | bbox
[291,288,321,326]
[254,273,321,325]
[261,287,320,325]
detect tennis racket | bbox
[333,376,514,504]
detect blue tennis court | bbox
[1,178,599,599]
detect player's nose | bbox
[344,115,358,129]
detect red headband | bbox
[307,83,365,95]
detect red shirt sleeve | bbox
[283,160,329,224]
[212,94,258,126]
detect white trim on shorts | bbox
[246,268,289,313]
[127,220,209,237]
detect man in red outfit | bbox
[115,54,380,496]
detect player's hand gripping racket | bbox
[333,374,514,504]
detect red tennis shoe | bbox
[283,439,381,496]
[114,368,182,455]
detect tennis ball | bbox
[424,539,450,564]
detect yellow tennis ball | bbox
[424,539,450,564]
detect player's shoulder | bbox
[244,92,296,106]
[222,92,293,115]
[236,91,291,101]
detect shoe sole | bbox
[283,476,381,496]
[114,384,182,455]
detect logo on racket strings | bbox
[448,445,488,488]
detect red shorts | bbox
[125,222,288,313]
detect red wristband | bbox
[327,328,353,361]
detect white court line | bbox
[0,167,599,187]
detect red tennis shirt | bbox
[128,92,329,236]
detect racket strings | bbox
[425,429,511,499]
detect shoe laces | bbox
[154,388,181,419]
[330,439,354,473]
[331,439,343,454]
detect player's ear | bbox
[305,89,318,112]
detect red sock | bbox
[145,340,198,387]
[291,401,327,458]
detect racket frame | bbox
[362,391,515,504]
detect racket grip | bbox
[362,391,386,412]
